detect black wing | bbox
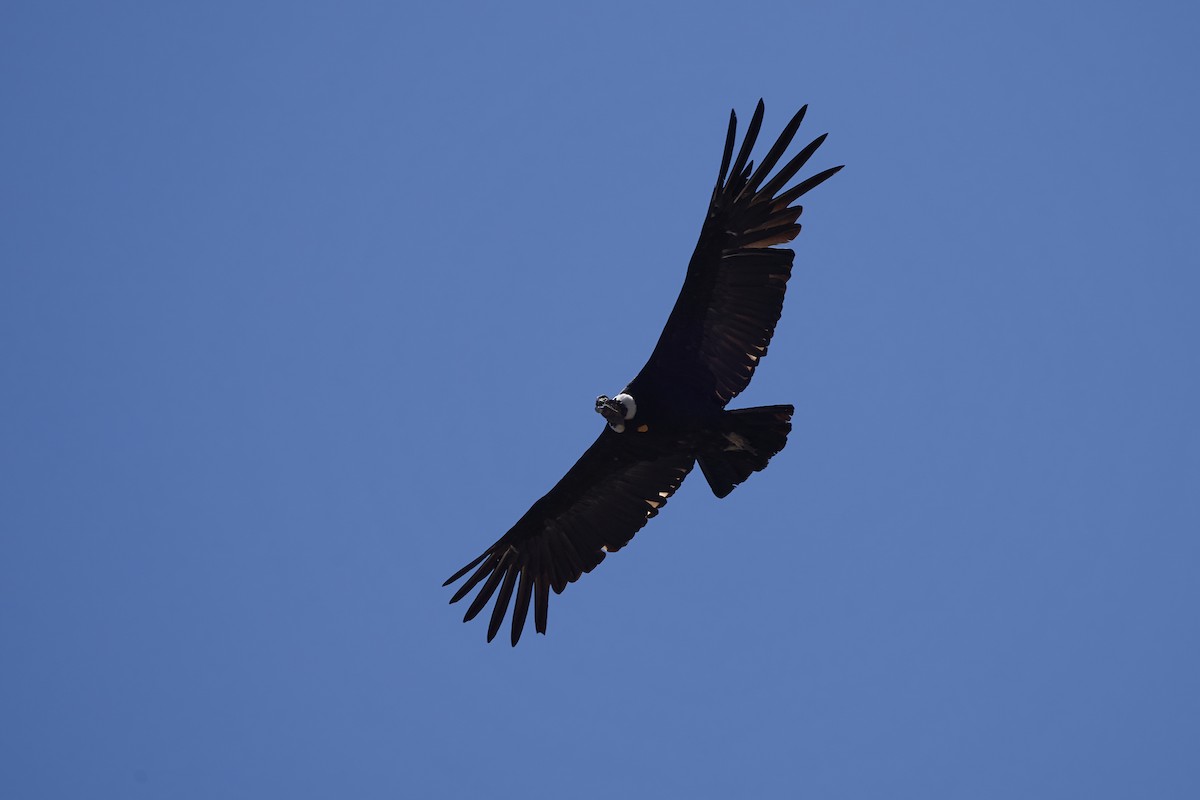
[444,429,694,645]
[633,100,843,406]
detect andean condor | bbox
[445,101,842,645]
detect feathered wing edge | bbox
[717,100,844,232]
[697,100,843,404]
[444,434,695,646]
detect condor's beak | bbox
[595,396,625,427]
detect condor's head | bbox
[595,393,636,433]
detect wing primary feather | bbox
[487,562,519,643]
[741,105,807,199]
[448,553,497,604]
[775,164,844,205]
[443,549,490,587]
[755,133,829,202]
[725,99,765,196]
[462,548,513,622]
[534,572,549,634]
[714,109,737,197]
[511,566,534,646]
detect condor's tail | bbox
[697,405,794,498]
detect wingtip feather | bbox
[727,101,765,193]
[487,563,519,643]
[462,549,512,622]
[743,105,809,197]
[443,549,489,587]
[715,109,737,192]
[510,567,533,646]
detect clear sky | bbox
[3,2,1198,798]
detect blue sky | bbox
[3,1,1198,797]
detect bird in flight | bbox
[445,101,842,645]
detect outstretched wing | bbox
[444,429,694,646]
[634,100,842,406]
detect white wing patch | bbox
[723,432,754,452]
[645,490,672,513]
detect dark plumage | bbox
[445,101,842,645]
